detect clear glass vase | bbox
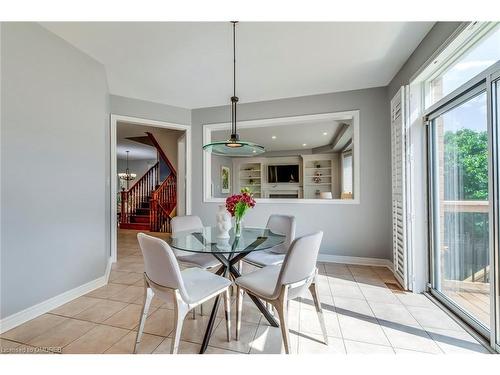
[234,217,243,237]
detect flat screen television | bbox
[268,165,299,183]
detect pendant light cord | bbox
[233,21,236,98]
[231,21,238,138]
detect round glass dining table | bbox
[168,226,285,254]
[167,226,285,353]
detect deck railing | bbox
[442,200,489,284]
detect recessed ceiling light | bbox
[302,143,307,147]
[271,136,277,139]
[323,132,328,136]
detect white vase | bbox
[216,205,231,239]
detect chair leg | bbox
[192,308,196,320]
[235,285,243,340]
[134,286,154,354]
[200,303,204,316]
[309,280,329,345]
[223,289,231,342]
[171,291,188,354]
[276,287,291,354]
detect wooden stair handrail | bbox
[119,133,178,233]
[145,132,177,177]
[149,174,176,232]
[120,162,159,226]
[126,161,159,192]
[152,174,176,215]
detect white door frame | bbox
[110,114,192,263]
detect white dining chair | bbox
[171,215,221,317]
[134,233,231,354]
[242,214,296,269]
[235,231,327,354]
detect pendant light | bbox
[203,21,265,157]
[118,150,137,190]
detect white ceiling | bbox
[212,119,352,152]
[41,22,434,109]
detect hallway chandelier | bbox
[203,21,265,157]
[118,150,137,190]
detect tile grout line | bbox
[323,263,348,354]
[396,297,446,354]
[349,265,397,354]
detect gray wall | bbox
[1,23,109,318]
[110,95,191,125]
[192,87,392,259]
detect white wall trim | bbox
[318,253,393,269]
[110,114,192,263]
[202,111,361,205]
[0,258,113,334]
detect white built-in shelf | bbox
[302,154,337,199]
[238,162,263,197]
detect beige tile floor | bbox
[0,229,490,354]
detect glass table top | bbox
[167,226,285,254]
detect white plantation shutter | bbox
[391,87,409,289]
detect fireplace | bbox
[269,193,299,199]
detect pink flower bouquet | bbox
[225,187,256,236]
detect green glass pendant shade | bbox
[203,140,265,157]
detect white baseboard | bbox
[318,253,393,270]
[0,257,113,334]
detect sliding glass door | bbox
[494,74,500,350]
[416,22,500,351]
[429,85,491,334]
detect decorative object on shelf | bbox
[315,189,321,196]
[249,178,254,185]
[118,150,137,190]
[221,165,230,193]
[216,205,232,239]
[313,169,322,183]
[226,187,256,237]
[315,163,321,168]
[320,191,333,199]
[202,22,265,156]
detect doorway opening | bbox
[110,115,191,262]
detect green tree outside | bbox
[444,128,488,201]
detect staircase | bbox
[119,132,177,233]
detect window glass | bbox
[342,153,353,194]
[429,25,500,106]
[431,91,490,329]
